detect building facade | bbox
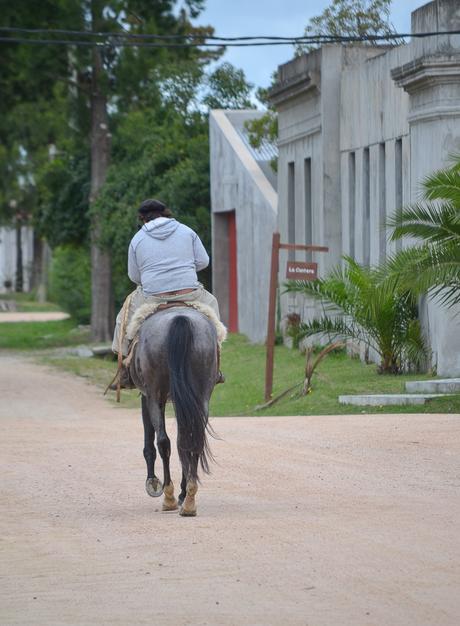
[269,0,460,376]
[0,226,34,294]
[210,110,278,342]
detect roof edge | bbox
[210,110,277,213]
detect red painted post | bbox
[265,232,281,402]
[228,211,238,332]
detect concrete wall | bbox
[210,110,277,342]
[270,0,460,375]
[271,48,346,323]
[0,226,34,293]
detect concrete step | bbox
[339,394,448,406]
[405,379,460,394]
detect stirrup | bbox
[215,370,225,385]
[109,365,136,391]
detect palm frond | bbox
[296,316,376,352]
[402,319,429,372]
[422,167,460,207]
[383,243,460,307]
[388,202,460,243]
[286,255,428,373]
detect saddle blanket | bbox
[127,301,228,347]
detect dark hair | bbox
[138,198,173,221]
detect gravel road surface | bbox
[0,354,459,626]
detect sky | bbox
[196,0,424,90]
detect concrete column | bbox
[392,47,460,376]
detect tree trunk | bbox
[89,2,114,342]
[31,233,50,302]
[15,218,23,293]
[31,231,42,292]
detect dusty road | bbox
[0,312,70,322]
[0,353,459,626]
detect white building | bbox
[210,110,278,342]
[268,0,460,376]
[0,225,34,294]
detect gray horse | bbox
[130,306,218,517]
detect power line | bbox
[0,26,459,48]
[2,25,460,41]
[0,26,306,41]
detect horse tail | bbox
[166,315,214,482]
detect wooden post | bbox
[265,232,281,402]
[264,240,328,403]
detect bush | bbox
[49,245,91,324]
[284,257,428,374]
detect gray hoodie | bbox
[128,217,209,295]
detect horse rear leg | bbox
[178,471,186,507]
[158,424,178,511]
[141,397,163,498]
[179,455,199,517]
[146,396,178,512]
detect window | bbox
[363,147,370,266]
[304,158,312,261]
[379,142,386,263]
[348,152,356,259]
[288,161,296,261]
[395,139,403,253]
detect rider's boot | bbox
[215,344,225,385]
[110,364,136,390]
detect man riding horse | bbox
[111,198,225,389]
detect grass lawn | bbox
[210,334,460,416]
[0,319,90,350]
[29,332,460,416]
[0,292,61,312]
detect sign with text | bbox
[286,261,318,281]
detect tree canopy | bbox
[295,0,398,54]
[0,0,255,326]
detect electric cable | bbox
[0,25,459,48]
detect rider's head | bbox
[138,199,173,223]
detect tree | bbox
[385,161,460,308]
[94,60,255,308]
[0,0,222,340]
[83,0,222,341]
[0,1,78,294]
[284,257,428,374]
[202,62,254,110]
[296,0,398,54]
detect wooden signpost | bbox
[264,232,328,402]
[286,261,318,281]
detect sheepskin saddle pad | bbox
[127,301,227,347]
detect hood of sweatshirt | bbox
[143,217,180,240]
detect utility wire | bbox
[2,25,460,41]
[0,26,460,48]
[1,26,312,40]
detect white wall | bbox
[210,110,277,342]
[0,226,34,293]
[272,0,460,375]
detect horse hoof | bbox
[162,500,178,512]
[145,477,163,498]
[179,506,197,517]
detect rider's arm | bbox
[128,243,141,285]
[193,234,209,272]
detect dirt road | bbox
[0,353,459,626]
[0,312,70,322]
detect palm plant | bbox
[284,257,428,374]
[385,161,460,308]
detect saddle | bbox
[107,300,225,402]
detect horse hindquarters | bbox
[166,315,213,485]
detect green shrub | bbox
[49,245,91,324]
